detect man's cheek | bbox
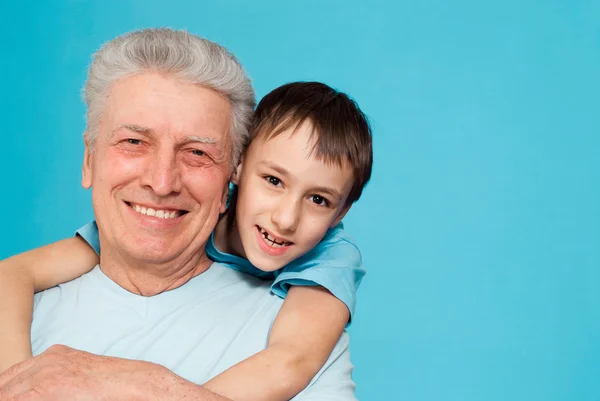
[102,158,147,184]
[185,169,227,196]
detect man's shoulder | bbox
[34,265,99,300]
[34,262,275,304]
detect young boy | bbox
[0,81,373,401]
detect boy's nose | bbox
[271,198,301,233]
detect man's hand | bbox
[0,345,228,401]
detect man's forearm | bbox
[0,345,232,401]
[149,364,233,401]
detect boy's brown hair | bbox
[244,81,373,206]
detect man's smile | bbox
[124,201,188,219]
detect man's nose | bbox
[140,149,182,196]
[271,196,301,233]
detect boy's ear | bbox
[81,135,93,189]
[331,204,351,228]
[231,156,244,185]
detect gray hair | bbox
[83,28,255,171]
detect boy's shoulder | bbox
[320,222,359,248]
[287,222,361,268]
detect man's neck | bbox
[213,213,246,259]
[98,249,212,296]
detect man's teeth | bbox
[132,204,180,219]
[259,227,291,247]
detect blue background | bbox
[1,1,599,400]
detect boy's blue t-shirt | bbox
[76,221,365,322]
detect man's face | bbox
[232,122,354,272]
[82,72,232,268]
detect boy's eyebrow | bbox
[310,186,342,200]
[260,161,343,200]
[260,161,290,177]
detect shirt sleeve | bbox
[75,220,101,256]
[271,226,366,324]
[291,332,357,401]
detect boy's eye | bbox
[310,195,330,207]
[127,138,142,145]
[266,176,282,187]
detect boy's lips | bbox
[256,225,293,246]
[254,227,293,256]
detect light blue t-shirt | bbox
[32,263,357,400]
[77,220,365,321]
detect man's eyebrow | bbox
[111,124,154,137]
[182,135,227,163]
[184,135,217,145]
[111,127,218,146]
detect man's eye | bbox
[192,149,205,157]
[266,176,281,186]
[310,195,330,207]
[127,138,142,145]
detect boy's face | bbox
[232,121,354,272]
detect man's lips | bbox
[124,201,188,219]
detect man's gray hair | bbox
[83,28,255,170]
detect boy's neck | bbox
[213,212,246,259]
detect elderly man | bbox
[0,28,355,400]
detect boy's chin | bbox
[248,253,289,273]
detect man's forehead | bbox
[99,73,232,148]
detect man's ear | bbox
[219,182,230,214]
[81,136,93,189]
[230,156,244,185]
[331,204,351,228]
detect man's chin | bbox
[117,238,184,266]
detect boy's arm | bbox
[0,237,100,372]
[204,285,349,401]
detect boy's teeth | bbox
[131,203,179,219]
[259,227,291,247]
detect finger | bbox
[0,372,35,400]
[0,363,46,400]
[0,358,37,389]
[13,387,43,401]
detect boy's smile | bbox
[228,121,354,272]
[255,225,294,256]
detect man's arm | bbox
[0,333,357,401]
[0,345,232,401]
